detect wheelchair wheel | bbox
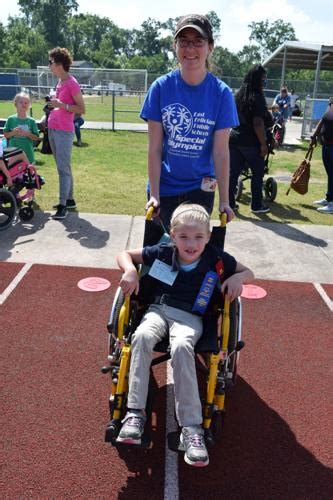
[19,206,34,221]
[227,297,242,384]
[235,176,243,201]
[108,286,125,337]
[264,177,277,202]
[0,189,17,231]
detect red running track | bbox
[1,263,332,499]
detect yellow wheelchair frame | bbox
[102,211,244,447]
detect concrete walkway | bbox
[1,212,333,284]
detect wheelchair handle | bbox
[146,206,156,221]
[219,212,228,228]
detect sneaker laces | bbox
[122,412,145,428]
[188,432,204,448]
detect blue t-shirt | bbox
[140,70,239,196]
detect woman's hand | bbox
[260,143,268,158]
[49,98,62,109]
[145,196,160,215]
[219,202,235,222]
[119,269,139,296]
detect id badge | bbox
[201,177,217,192]
[148,259,178,286]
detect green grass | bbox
[0,94,143,124]
[29,130,331,226]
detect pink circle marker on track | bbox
[241,284,267,299]
[77,277,111,292]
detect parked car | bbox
[80,84,93,95]
[93,85,109,95]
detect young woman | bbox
[228,64,274,213]
[47,47,85,219]
[140,14,239,229]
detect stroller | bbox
[272,111,286,148]
[235,129,278,203]
[0,147,44,231]
[101,209,244,456]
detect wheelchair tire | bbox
[0,189,17,231]
[108,287,125,336]
[235,176,243,201]
[227,298,242,384]
[264,177,277,202]
[210,410,225,442]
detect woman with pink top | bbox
[47,47,85,219]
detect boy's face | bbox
[16,97,30,113]
[171,223,210,265]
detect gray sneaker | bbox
[117,411,146,444]
[180,426,209,467]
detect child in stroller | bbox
[0,147,44,230]
[114,204,254,467]
[271,104,286,147]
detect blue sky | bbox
[1,0,332,53]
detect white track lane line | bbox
[313,282,333,312]
[164,360,179,500]
[0,263,32,305]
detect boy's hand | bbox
[221,275,244,302]
[119,269,139,296]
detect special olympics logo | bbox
[162,103,193,138]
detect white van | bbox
[80,84,93,95]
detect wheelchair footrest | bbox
[167,431,183,453]
[113,433,152,449]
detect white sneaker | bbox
[317,203,333,214]
[313,199,328,206]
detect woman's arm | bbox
[253,116,268,157]
[50,90,85,115]
[146,120,163,210]
[213,128,234,221]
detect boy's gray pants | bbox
[127,304,203,427]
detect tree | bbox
[211,47,243,79]
[18,0,78,46]
[3,17,48,68]
[237,45,261,73]
[249,19,297,61]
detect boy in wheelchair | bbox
[115,204,254,467]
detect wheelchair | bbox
[101,209,244,453]
[0,147,44,231]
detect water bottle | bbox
[0,137,3,157]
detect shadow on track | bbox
[180,377,333,499]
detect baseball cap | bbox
[174,14,214,43]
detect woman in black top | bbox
[229,65,273,213]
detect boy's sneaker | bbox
[251,205,270,214]
[317,202,333,214]
[117,410,146,445]
[52,204,68,220]
[53,199,76,210]
[180,426,209,467]
[313,198,328,206]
